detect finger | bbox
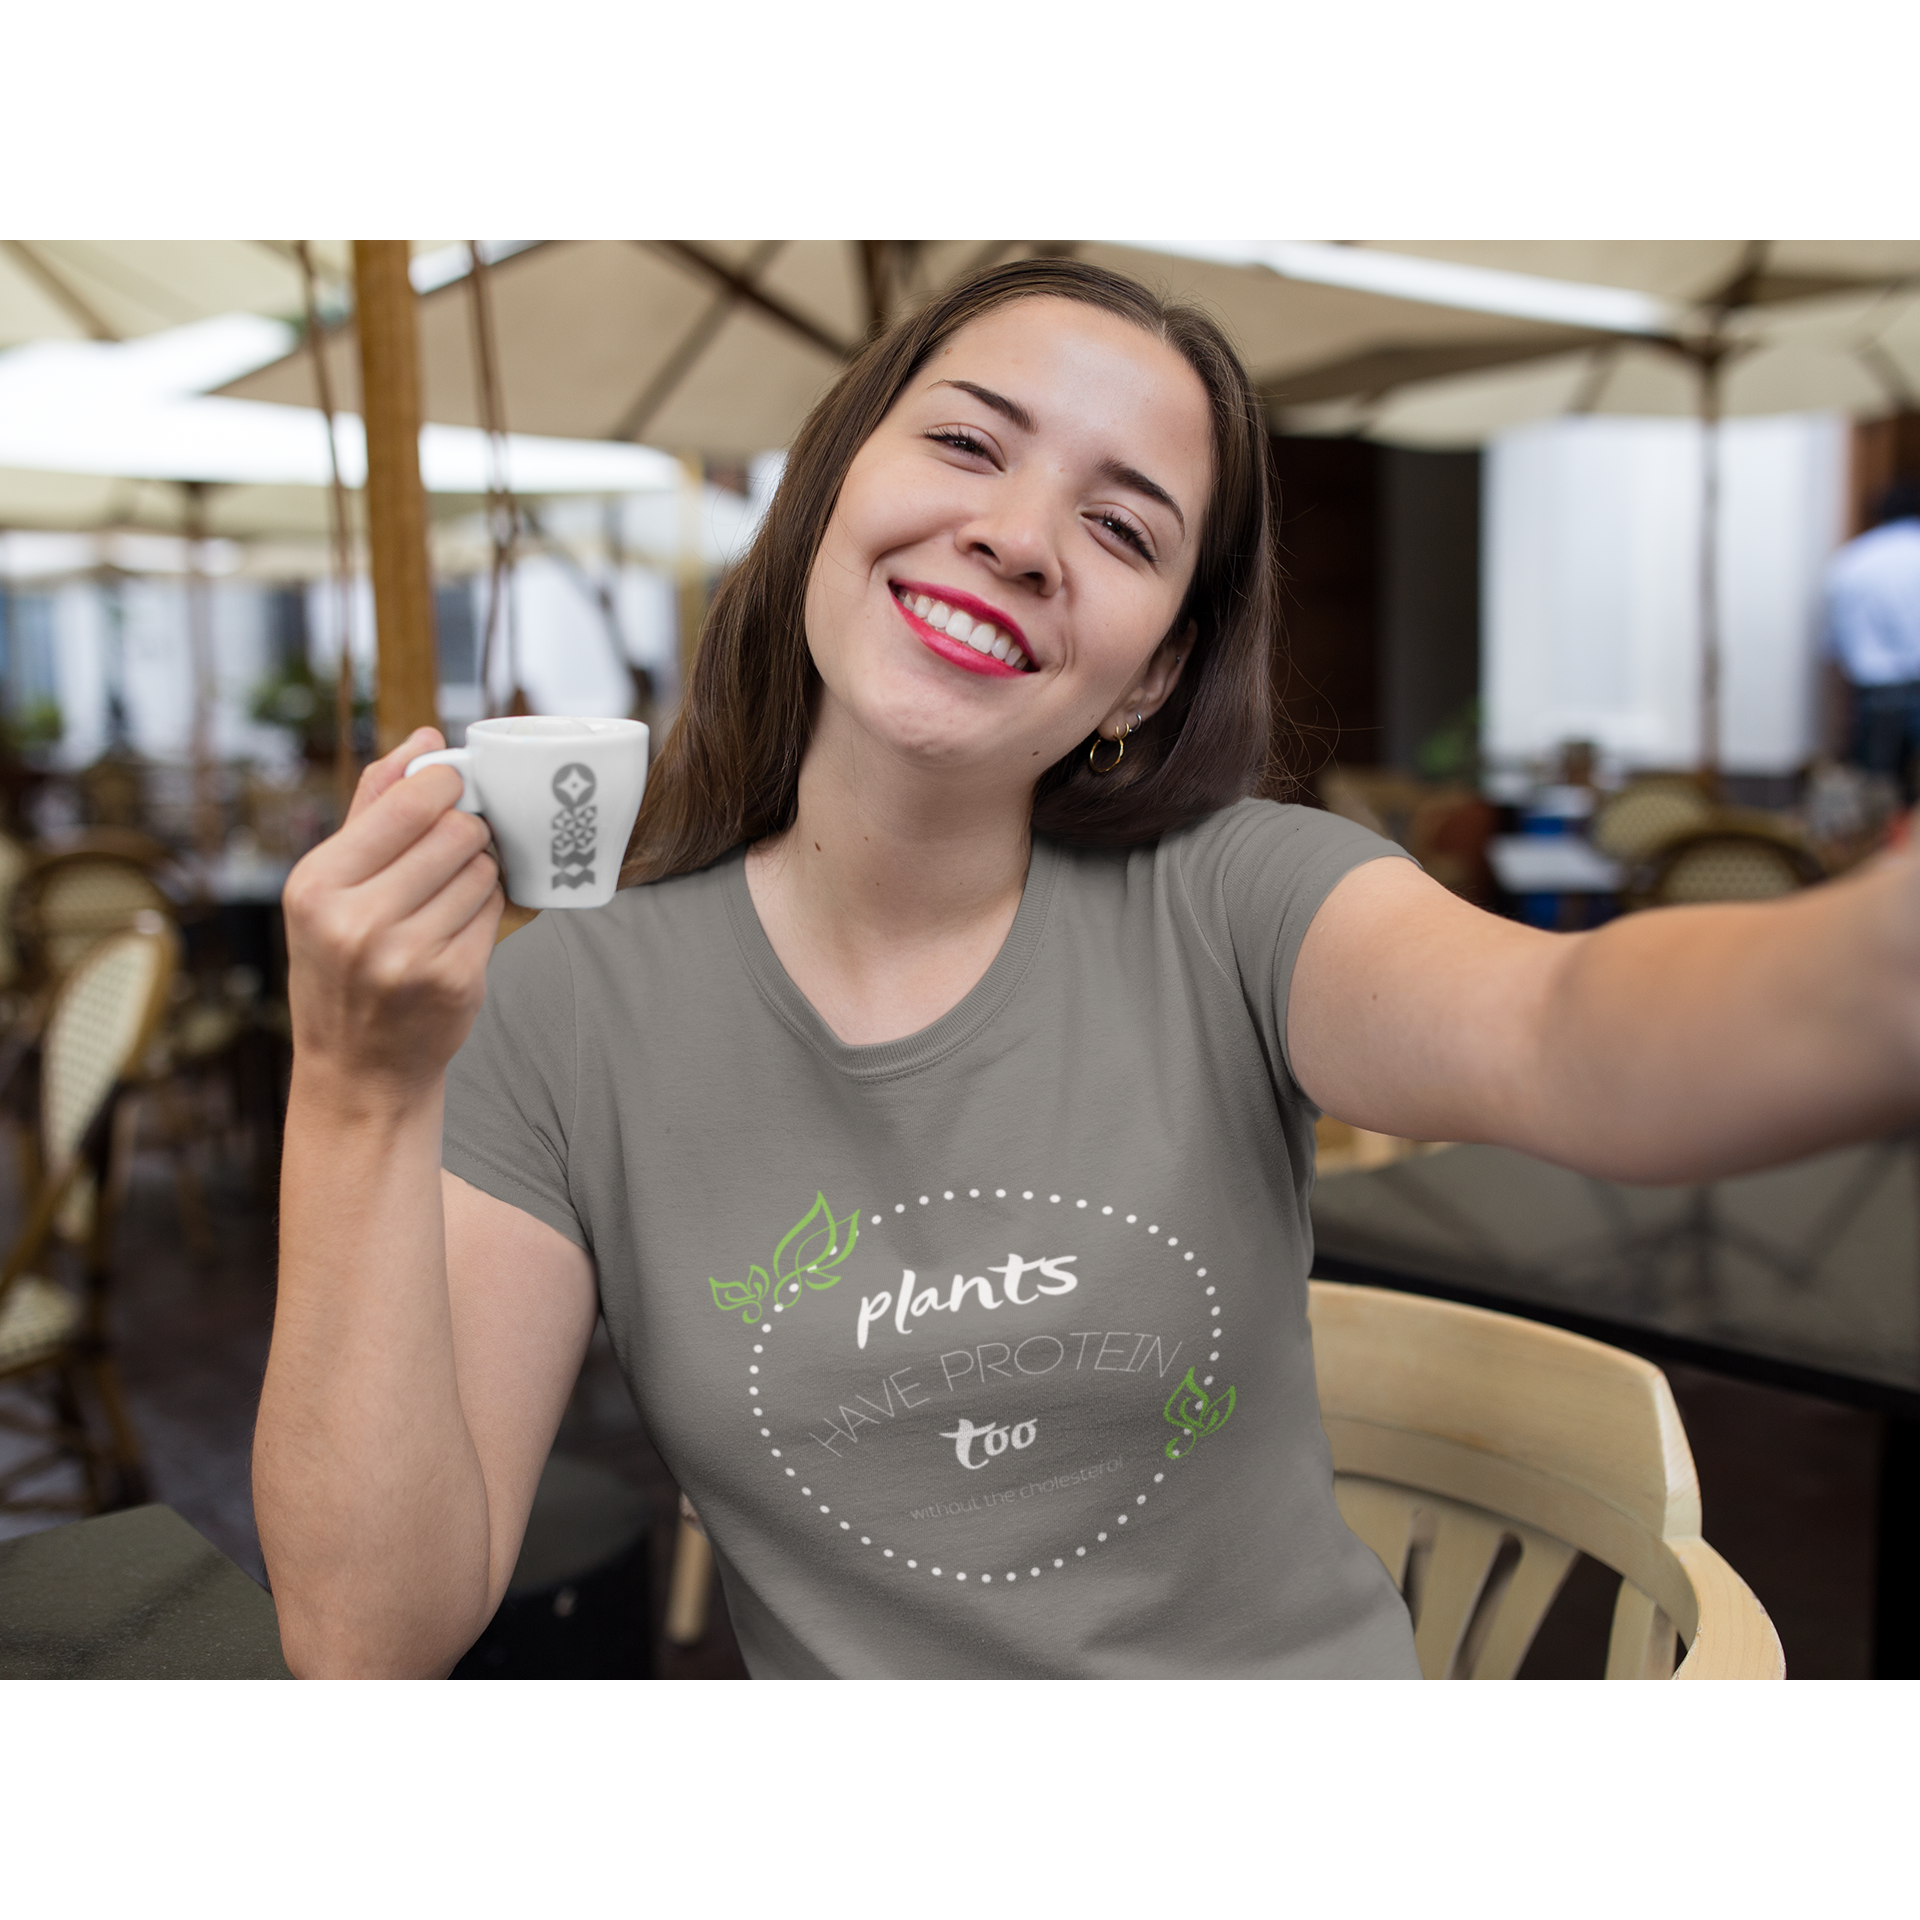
[395,859,506,998]
[399,846,505,955]
[342,798,495,920]
[439,867,506,960]
[439,871,510,974]
[347,726,446,824]
[317,762,480,891]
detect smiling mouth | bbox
[890,583,1035,672]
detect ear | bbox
[1097,621,1197,739]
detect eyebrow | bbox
[936,378,1036,433]
[931,379,1188,537]
[1097,458,1185,537]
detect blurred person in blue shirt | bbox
[1826,476,1920,800]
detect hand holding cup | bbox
[283,727,508,1100]
[404,716,650,909]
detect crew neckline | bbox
[720,836,1061,1082]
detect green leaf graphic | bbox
[1162,1365,1237,1461]
[710,1194,862,1324]
[709,1264,773,1325]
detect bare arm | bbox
[1290,852,1920,1184]
[254,733,597,1677]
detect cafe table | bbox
[1310,1135,1920,1676]
[0,1505,290,1678]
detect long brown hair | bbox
[621,258,1286,885]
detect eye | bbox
[1091,510,1153,561]
[926,427,994,461]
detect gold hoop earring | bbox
[1089,712,1142,774]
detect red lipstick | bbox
[888,580,1033,679]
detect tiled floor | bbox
[0,1134,1883,1677]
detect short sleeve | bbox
[442,912,589,1251]
[1169,799,1411,1107]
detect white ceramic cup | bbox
[405,716,649,909]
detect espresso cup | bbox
[405,716,649,909]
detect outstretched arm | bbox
[1289,850,1920,1185]
[256,732,598,1677]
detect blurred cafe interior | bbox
[2,238,1918,1679]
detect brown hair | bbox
[621,257,1284,886]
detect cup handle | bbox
[404,747,482,813]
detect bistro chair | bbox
[1590,776,1715,866]
[8,831,181,994]
[1308,1280,1784,1678]
[0,920,176,1515]
[1625,821,1825,910]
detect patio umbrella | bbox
[1282,244,1920,778]
[218,239,1659,459]
[1281,243,1920,440]
[0,241,366,350]
[0,309,687,822]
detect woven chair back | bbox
[23,860,173,987]
[39,927,175,1232]
[1649,832,1815,905]
[1590,779,1715,864]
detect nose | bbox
[959,471,1063,597]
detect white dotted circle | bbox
[740,1183,1225,1581]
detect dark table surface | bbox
[0,1505,290,1679]
[1311,1135,1920,1676]
[1310,1136,1920,1418]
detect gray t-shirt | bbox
[444,797,1420,1677]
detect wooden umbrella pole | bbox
[295,243,360,822]
[677,451,707,700]
[352,241,438,753]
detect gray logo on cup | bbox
[550,762,598,890]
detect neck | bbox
[743,701,1034,1042]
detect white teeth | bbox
[897,588,1028,667]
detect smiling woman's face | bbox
[802,296,1214,787]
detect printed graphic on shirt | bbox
[705,1182,1236,1591]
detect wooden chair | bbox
[0,921,176,1515]
[1313,1116,1452,1178]
[1308,1280,1784,1678]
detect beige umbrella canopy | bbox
[0,240,360,347]
[221,239,1629,457]
[1284,241,1920,440]
[0,469,353,542]
[1307,243,1920,780]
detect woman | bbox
[257,260,1920,1678]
